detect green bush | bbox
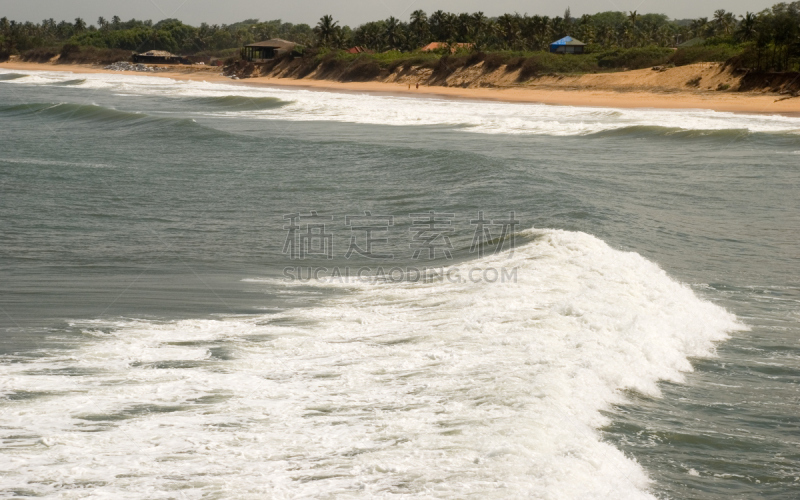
[21,47,60,62]
[58,44,133,64]
[505,56,526,72]
[481,53,510,71]
[517,52,599,80]
[670,45,743,66]
[596,46,673,69]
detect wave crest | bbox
[0,72,26,81]
[186,94,292,111]
[0,229,743,498]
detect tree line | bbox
[1,2,798,71]
[0,17,315,56]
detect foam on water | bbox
[0,229,743,498]
[3,68,800,137]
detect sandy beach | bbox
[2,60,799,115]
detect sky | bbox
[0,0,780,27]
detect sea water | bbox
[1,69,799,499]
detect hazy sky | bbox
[0,0,779,26]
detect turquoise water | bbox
[1,69,799,499]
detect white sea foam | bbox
[3,68,800,136]
[0,229,743,498]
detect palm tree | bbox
[429,10,445,40]
[736,12,757,42]
[470,12,488,41]
[597,23,614,47]
[429,10,456,42]
[73,17,86,33]
[529,15,551,51]
[359,21,386,51]
[627,10,638,46]
[314,15,340,48]
[97,17,108,30]
[384,16,405,50]
[712,10,733,35]
[496,14,518,49]
[689,17,709,38]
[409,10,429,47]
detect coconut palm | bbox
[627,11,638,46]
[384,16,405,50]
[409,10,429,47]
[690,17,709,38]
[496,14,519,49]
[353,21,386,51]
[314,15,339,48]
[736,12,757,41]
[628,11,638,27]
[429,10,446,41]
[713,10,733,35]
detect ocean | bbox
[0,68,798,499]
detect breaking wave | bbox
[0,72,26,81]
[0,102,202,131]
[185,94,292,111]
[3,68,800,138]
[46,78,87,86]
[588,125,800,143]
[0,228,743,498]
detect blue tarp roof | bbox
[549,36,585,46]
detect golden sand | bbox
[3,60,798,115]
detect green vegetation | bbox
[1,2,799,72]
[0,17,314,60]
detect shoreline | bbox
[2,60,799,115]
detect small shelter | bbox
[242,39,297,62]
[133,50,189,64]
[548,36,586,54]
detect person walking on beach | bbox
[416,82,419,90]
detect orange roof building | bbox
[346,46,372,54]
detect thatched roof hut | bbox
[243,39,297,62]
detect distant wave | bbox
[588,124,800,142]
[0,73,26,81]
[0,102,199,130]
[589,125,752,139]
[185,95,292,111]
[46,78,87,86]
